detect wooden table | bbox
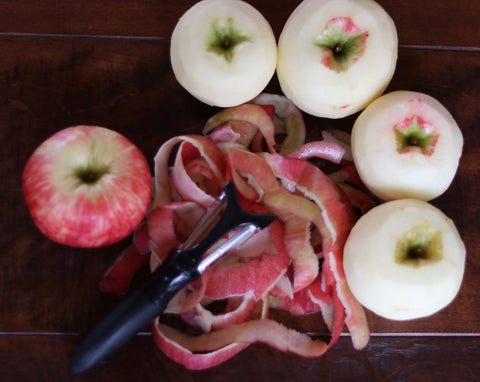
[1,1,479,380]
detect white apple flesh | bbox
[276,0,397,119]
[351,91,463,201]
[170,0,277,107]
[22,126,152,248]
[343,199,466,321]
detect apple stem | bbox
[223,37,231,49]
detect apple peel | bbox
[203,103,277,153]
[180,291,258,332]
[152,318,328,370]
[101,100,371,368]
[252,93,307,155]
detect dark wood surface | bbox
[1,0,479,380]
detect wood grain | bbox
[0,1,479,47]
[1,335,479,382]
[1,0,479,380]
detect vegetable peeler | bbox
[70,181,277,374]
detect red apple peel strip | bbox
[265,154,370,349]
[228,149,368,350]
[203,103,277,153]
[99,222,150,294]
[180,290,258,332]
[152,318,328,370]
[287,141,346,163]
[153,135,225,208]
[252,93,307,156]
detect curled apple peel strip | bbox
[152,318,329,371]
[203,103,277,154]
[99,222,151,295]
[180,290,258,332]
[252,93,307,155]
[101,100,371,369]
[153,135,226,208]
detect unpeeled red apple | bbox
[351,91,463,201]
[276,0,397,119]
[170,0,277,107]
[343,199,466,321]
[22,126,152,248]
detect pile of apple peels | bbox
[100,95,375,370]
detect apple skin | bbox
[22,126,152,248]
[276,0,398,119]
[170,0,277,107]
[343,199,466,321]
[351,91,464,201]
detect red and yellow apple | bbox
[22,125,152,248]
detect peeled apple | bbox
[343,198,466,321]
[351,91,463,201]
[170,0,277,107]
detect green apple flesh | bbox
[170,0,277,107]
[351,91,463,201]
[276,0,397,119]
[343,199,466,321]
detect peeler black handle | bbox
[70,247,201,374]
[70,181,276,374]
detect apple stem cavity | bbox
[394,115,440,156]
[74,162,110,186]
[394,222,443,268]
[206,17,251,62]
[313,17,368,72]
